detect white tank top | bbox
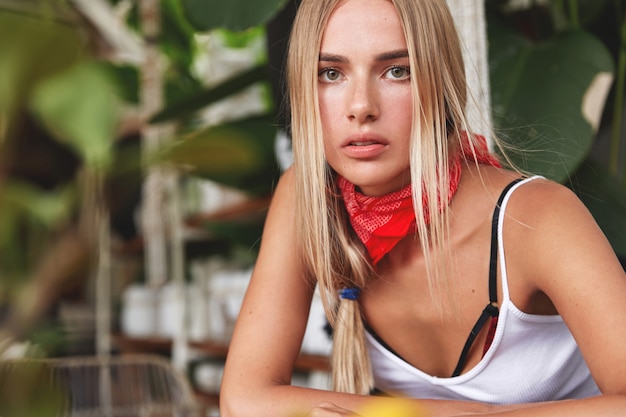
[366,177,601,403]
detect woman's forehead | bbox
[321,0,406,53]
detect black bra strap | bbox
[488,178,524,304]
[451,304,498,377]
[451,177,525,377]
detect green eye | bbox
[319,68,341,82]
[388,66,410,79]
[326,70,340,80]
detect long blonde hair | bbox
[287,0,485,394]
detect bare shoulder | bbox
[503,174,622,288]
[263,166,297,225]
[504,175,595,230]
[508,175,577,203]
[501,173,602,251]
[458,165,589,224]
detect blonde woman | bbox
[220,0,626,416]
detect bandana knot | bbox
[339,177,417,266]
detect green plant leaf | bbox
[201,218,265,254]
[569,157,626,256]
[490,25,614,182]
[161,0,206,105]
[29,61,119,169]
[0,9,85,134]
[0,361,67,417]
[0,180,77,275]
[180,0,288,32]
[0,180,76,228]
[156,115,279,194]
[151,65,269,123]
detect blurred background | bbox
[0,0,624,416]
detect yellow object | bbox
[359,398,428,417]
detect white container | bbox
[121,284,158,338]
[187,283,208,341]
[206,267,252,342]
[157,283,187,338]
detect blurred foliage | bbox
[571,159,626,252]
[0,5,116,354]
[157,115,277,194]
[181,0,288,32]
[0,362,66,417]
[0,0,283,358]
[490,26,613,180]
[30,61,118,168]
[150,64,268,123]
[487,0,626,255]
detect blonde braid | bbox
[332,289,373,394]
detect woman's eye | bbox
[319,68,341,82]
[386,66,410,80]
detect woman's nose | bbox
[347,78,379,123]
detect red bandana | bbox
[339,133,501,266]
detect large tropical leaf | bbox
[489,23,614,182]
[180,0,288,32]
[569,157,626,257]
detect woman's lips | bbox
[342,135,388,158]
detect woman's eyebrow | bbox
[375,49,409,61]
[319,53,347,63]
[318,49,409,63]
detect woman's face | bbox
[318,0,413,196]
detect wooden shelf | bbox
[111,196,272,257]
[188,339,230,358]
[113,333,330,372]
[189,339,330,372]
[184,195,272,227]
[112,333,173,355]
[292,353,330,372]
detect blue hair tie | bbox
[339,288,361,300]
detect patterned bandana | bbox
[339,133,501,266]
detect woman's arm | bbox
[474,179,626,416]
[515,181,626,393]
[220,168,372,417]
